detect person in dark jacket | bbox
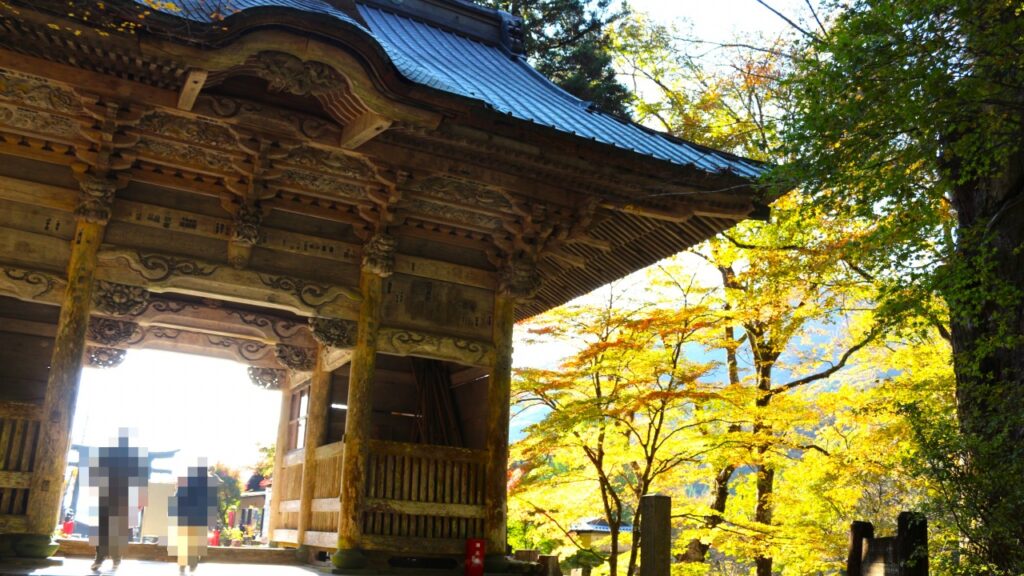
[168,462,219,574]
[88,430,149,572]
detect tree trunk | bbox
[946,143,1024,568]
[753,459,775,576]
[681,465,735,562]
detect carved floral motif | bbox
[87,318,140,347]
[93,281,150,316]
[309,318,357,349]
[87,347,127,369]
[275,344,317,371]
[251,51,346,96]
[247,367,285,390]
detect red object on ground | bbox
[62,520,74,535]
[465,538,485,576]
[209,529,220,546]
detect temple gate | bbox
[0,0,765,567]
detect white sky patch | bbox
[71,349,280,477]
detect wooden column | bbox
[25,219,105,534]
[267,373,293,543]
[484,293,516,561]
[333,265,384,569]
[297,345,331,547]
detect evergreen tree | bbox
[480,0,632,116]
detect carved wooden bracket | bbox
[248,367,286,390]
[310,317,358,350]
[86,346,127,369]
[362,233,397,277]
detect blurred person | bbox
[169,462,219,574]
[87,429,149,572]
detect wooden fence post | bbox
[639,494,671,576]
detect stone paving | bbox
[0,558,326,576]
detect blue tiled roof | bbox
[145,0,764,178]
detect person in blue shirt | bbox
[168,462,219,574]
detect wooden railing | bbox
[271,439,488,555]
[0,401,42,531]
[362,439,487,554]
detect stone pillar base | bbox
[331,548,368,571]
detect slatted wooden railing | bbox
[272,449,305,543]
[362,440,487,554]
[271,439,488,555]
[0,401,42,532]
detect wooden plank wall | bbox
[0,401,41,528]
[362,439,486,554]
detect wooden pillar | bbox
[847,521,874,576]
[332,260,385,569]
[297,345,331,547]
[639,494,671,576]
[25,219,105,534]
[484,293,515,561]
[267,373,293,543]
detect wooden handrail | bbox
[0,402,41,420]
[367,439,487,464]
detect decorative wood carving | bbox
[136,112,236,149]
[249,51,347,96]
[87,317,141,347]
[248,367,285,390]
[498,255,542,300]
[275,343,317,371]
[309,318,358,350]
[73,173,121,225]
[86,346,127,369]
[95,249,360,318]
[192,95,341,143]
[0,265,65,304]
[284,146,376,182]
[362,233,396,278]
[93,281,150,316]
[376,327,495,367]
[0,69,80,114]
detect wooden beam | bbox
[340,111,392,150]
[0,401,43,420]
[177,69,208,111]
[0,471,32,490]
[273,528,298,545]
[283,450,305,467]
[279,500,301,514]
[364,497,484,519]
[94,248,360,320]
[483,293,515,559]
[25,218,105,535]
[297,344,331,546]
[334,267,383,568]
[0,514,28,533]
[0,318,57,338]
